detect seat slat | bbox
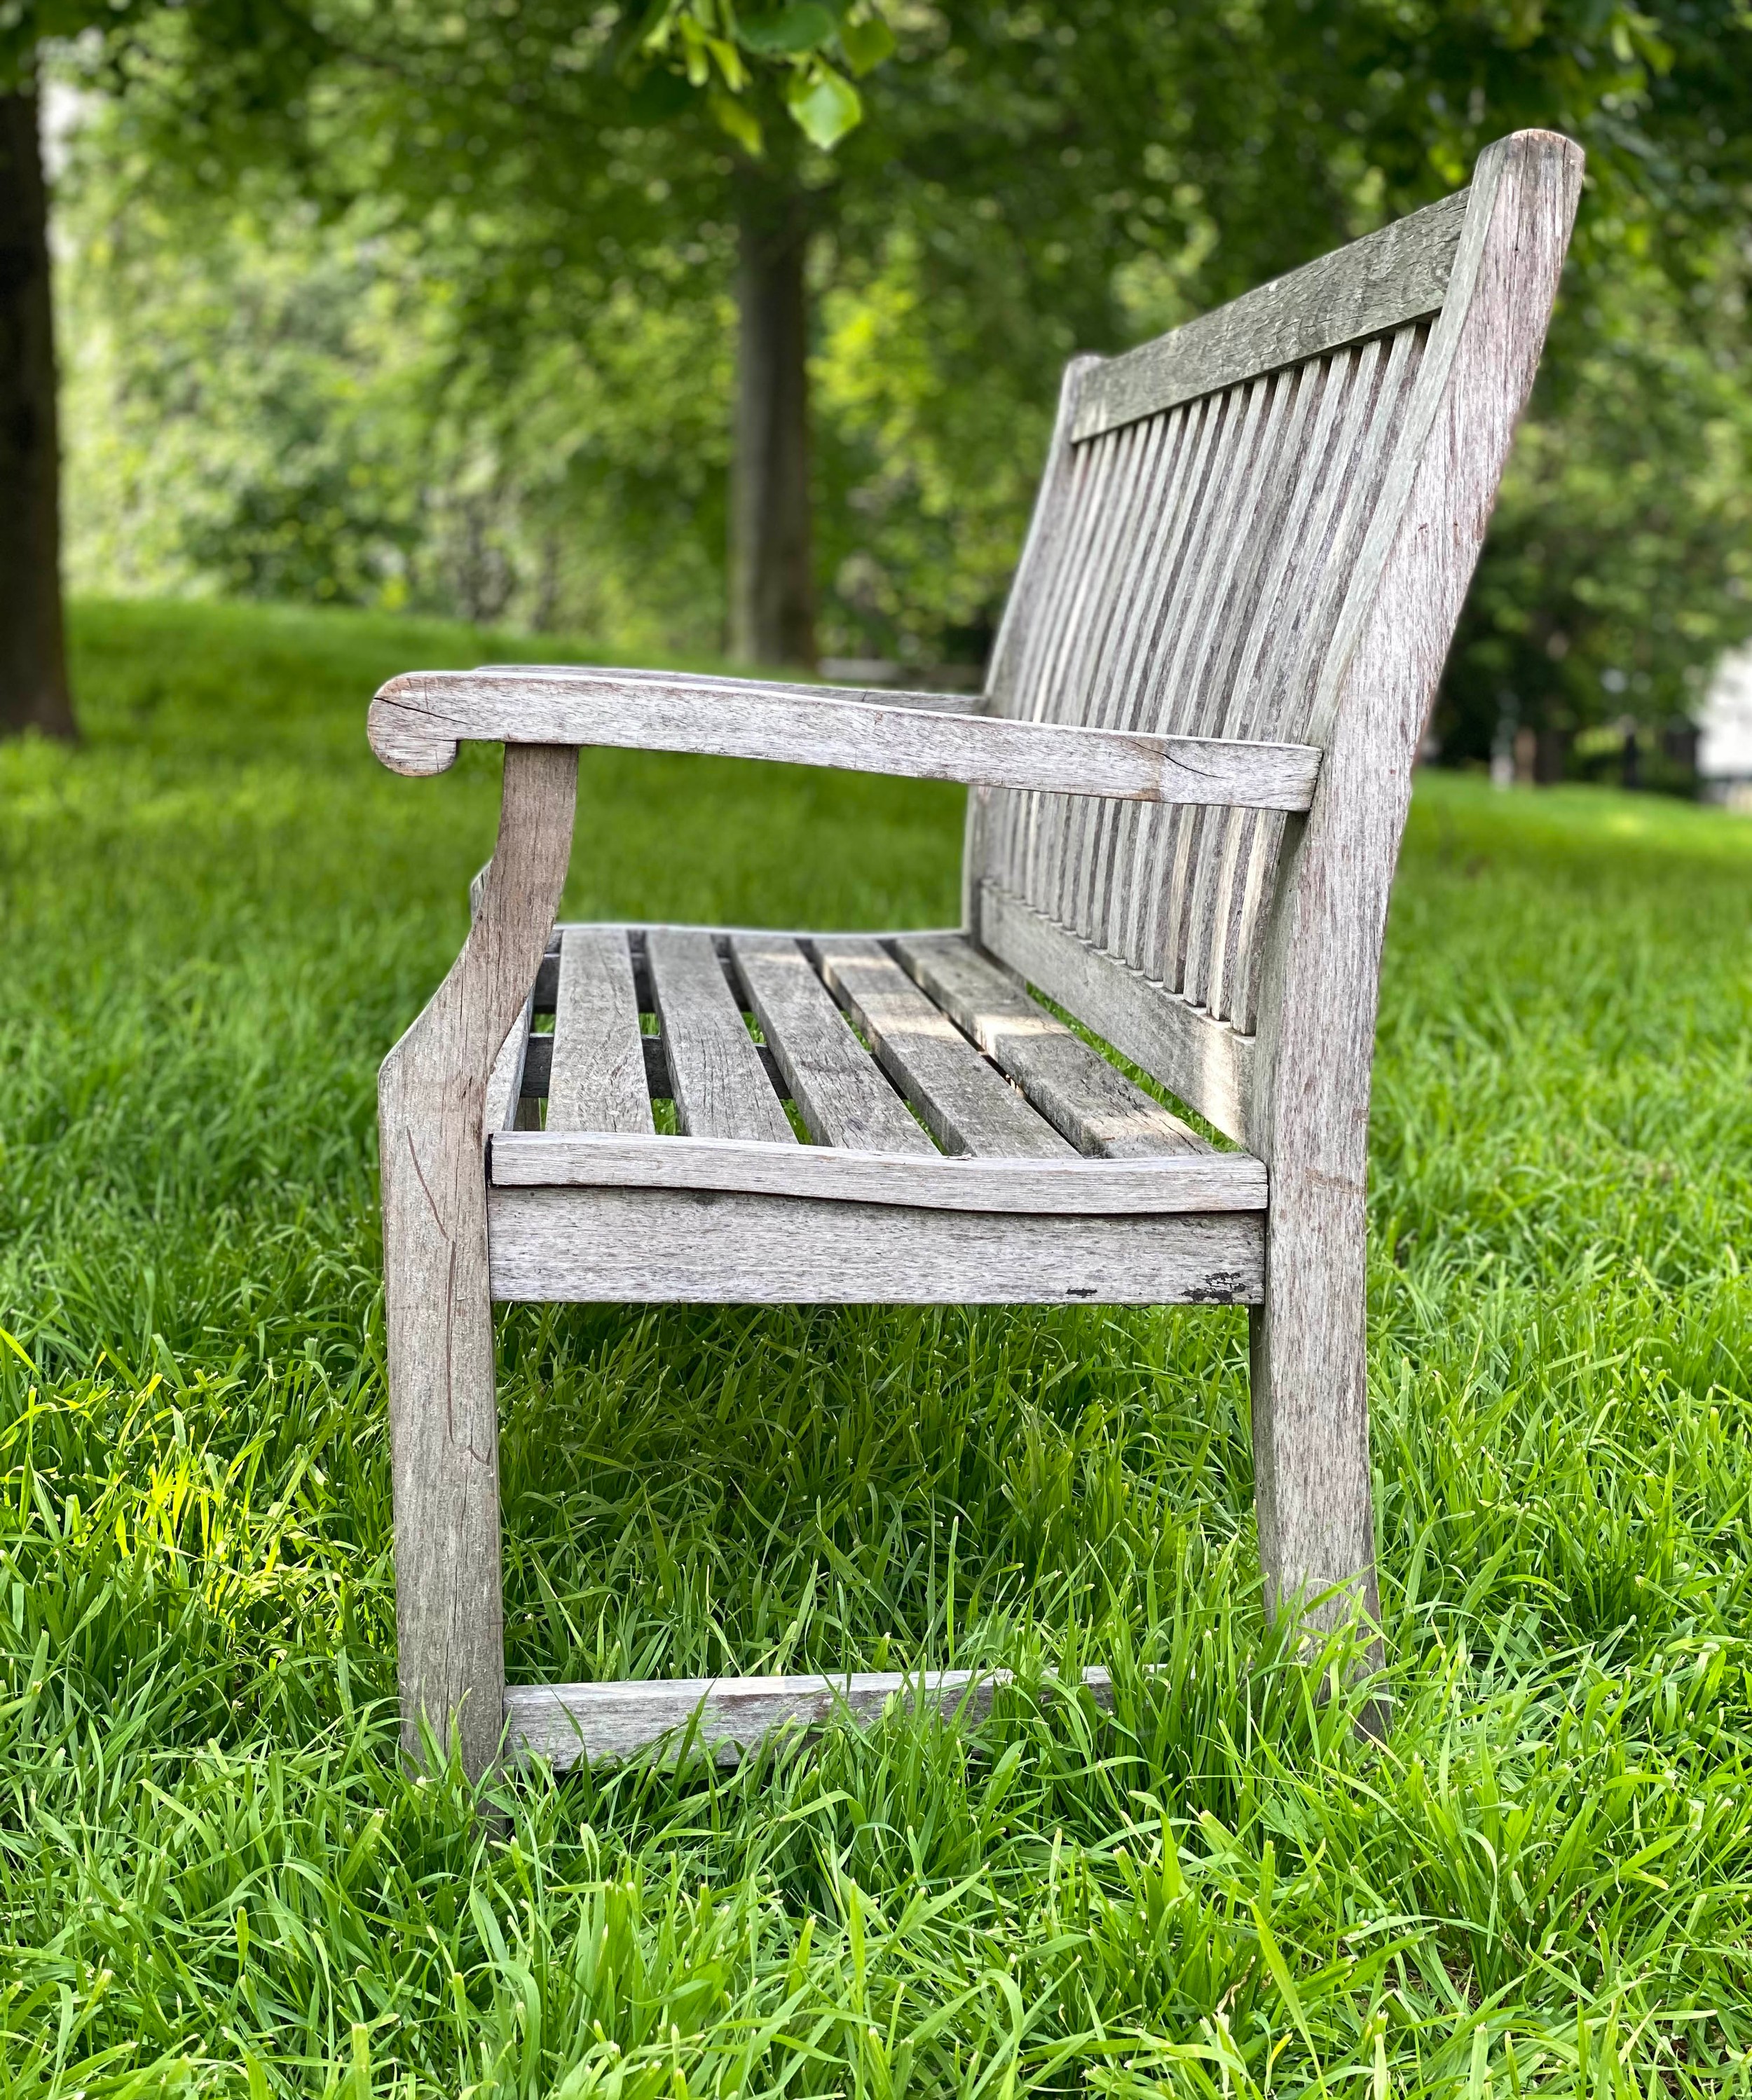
[731,935,934,1155]
[814,937,1074,1159]
[891,934,1208,1158]
[648,928,795,1144]
[547,928,655,1134]
[491,1130,1264,1214]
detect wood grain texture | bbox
[730,935,933,1154]
[378,743,577,1779]
[506,1665,1118,1771]
[367,666,1320,809]
[890,933,1207,1158]
[814,936,1074,1160]
[483,991,534,1140]
[1244,131,1582,1650]
[490,1129,1266,1214]
[976,883,1252,1146]
[1072,187,1467,439]
[547,926,655,1134]
[488,1186,1264,1305]
[647,928,796,1145]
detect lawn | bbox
[3,598,1751,2097]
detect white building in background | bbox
[1699,647,1752,810]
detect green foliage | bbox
[1439,250,1752,755]
[49,0,1752,693]
[4,597,1752,2087]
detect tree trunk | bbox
[0,87,73,741]
[730,171,815,668]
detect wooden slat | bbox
[814,937,1074,1159]
[977,882,1252,1146]
[1178,342,1372,1014]
[731,935,934,1155]
[1071,187,1468,440]
[1095,386,1243,962]
[484,991,533,1138]
[1127,374,1280,981]
[646,928,795,1144]
[546,927,654,1134]
[488,1185,1264,1305]
[890,934,1209,1158]
[1074,397,1212,949]
[1148,364,1317,989]
[1026,423,1140,912]
[1055,410,1178,932]
[368,668,1320,809]
[491,1129,1264,1214]
[507,1665,1118,1771]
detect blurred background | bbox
[5,0,1751,789]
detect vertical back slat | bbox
[971,315,1439,1041]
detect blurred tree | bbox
[0,69,70,737]
[55,0,1752,715]
[0,0,326,740]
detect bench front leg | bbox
[378,743,577,1779]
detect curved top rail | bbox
[1069,186,1471,441]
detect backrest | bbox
[964,134,1581,1146]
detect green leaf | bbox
[839,15,894,76]
[709,87,765,156]
[739,4,836,56]
[786,62,861,148]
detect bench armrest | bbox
[368,666,1322,813]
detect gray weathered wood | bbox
[730,935,934,1154]
[547,926,654,1134]
[367,667,1320,810]
[491,1128,1265,1214]
[890,933,1208,1158]
[1245,131,1582,1653]
[814,937,1074,1159]
[647,927,795,1144]
[506,1665,1118,1771]
[976,883,1252,1146]
[488,1186,1264,1305]
[484,991,534,1139]
[378,743,577,1780]
[371,135,1580,1770]
[1072,187,1468,441]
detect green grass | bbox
[3,596,1751,2096]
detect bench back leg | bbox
[379,744,577,1778]
[1248,1190,1379,1661]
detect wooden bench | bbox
[370,131,1582,1779]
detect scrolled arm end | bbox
[369,675,461,776]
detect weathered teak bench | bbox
[370,132,1582,1780]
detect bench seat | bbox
[483,921,1266,1305]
